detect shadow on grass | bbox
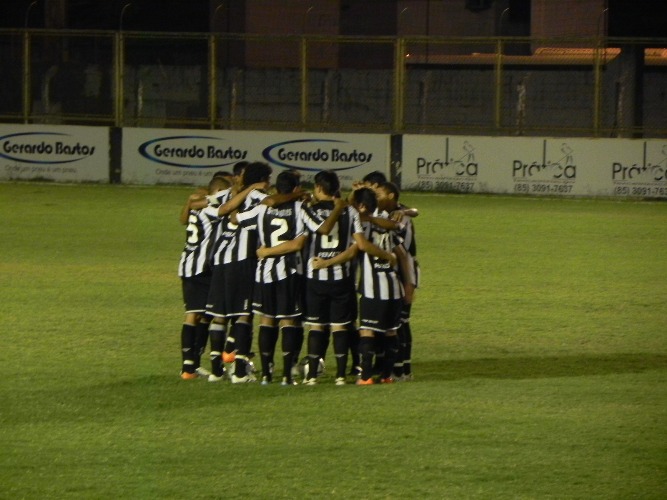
[417,353,667,381]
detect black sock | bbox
[332,330,349,378]
[180,323,197,373]
[258,325,278,381]
[281,325,300,380]
[372,332,385,375]
[233,321,253,377]
[348,325,361,374]
[359,336,375,381]
[209,322,226,377]
[393,323,406,377]
[382,334,399,379]
[307,329,327,379]
[403,320,413,375]
[291,324,304,367]
[194,319,210,369]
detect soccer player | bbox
[273,170,397,385]
[216,161,273,383]
[376,181,419,380]
[178,175,229,380]
[351,187,410,385]
[204,161,247,381]
[235,171,305,385]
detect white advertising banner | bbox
[0,124,109,182]
[121,128,389,188]
[401,135,667,199]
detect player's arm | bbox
[360,212,401,231]
[352,232,397,268]
[394,243,414,304]
[316,197,347,235]
[392,206,419,220]
[257,234,308,259]
[217,182,268,216]
[262,188,306,208]
[311,244,359,269]
[179,191,206,225]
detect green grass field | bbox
[1,183,666,499]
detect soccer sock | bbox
[209,321,226,377]
[291,324,304,366]
[194,319,210,369]
[359,336,375,381]
[372,332,385,375]
[281,325,300,380]
[348,325,361,373]
[258,325,278,381]
[382,334,399,379]
[233,321,253,377]
[403,320,413,375]
[180,323,197,373]
[332,329,349,378]
[393,323,406,377]
[306,329,327,380]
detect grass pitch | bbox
[0,183,665,499]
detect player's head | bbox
[314,170,340,200]
[351,187,377,214]
[242,161,272,188]
[230,161,249,189]
[275,170,300,194]
[208,175,230,195]
[376,181,399,210]
[362,171,387,188]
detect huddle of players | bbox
[177,160,418,386]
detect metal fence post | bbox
[22,31,32,124]
[593,38,603,137]
[300,36,308,130]
[393,37,405,132]
[494,38,503,131]
[209,33,217,129]
[114,32,125,127]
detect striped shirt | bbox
[178,204,220,278]
[394,212,420,288]
[358,212,405,300]
[236,200,305,283]
[300,202,363,281]
[209,188,267,266]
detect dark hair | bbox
[314,170,340,196]
[275,171,300,194]
[208,176,230,193]
[233,161,249,177]
[212,170,232,180]
[362,170,387,186]
[380,181,400,202]
[352,187,377,213]
[242,161,272,187]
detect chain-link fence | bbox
[0,29,665,137]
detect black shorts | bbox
[359,296,403,333]
[223,259,257,318]
[252,274,302,319]
[304,277,357,328]
[182,274,211,314]
[206,264,227,318]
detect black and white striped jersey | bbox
[236,200,305,283]
[178,204,220,278]
[395,212,420,288]
[209,189,267,266]
[358,213,405,300]
[300,201,363,281]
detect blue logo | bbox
[0,132,96,164]
[138,135,248,168]
[262,139,374,172]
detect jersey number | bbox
[186,214,199,244]
[320,222,339,249]
[270,218,289,247]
